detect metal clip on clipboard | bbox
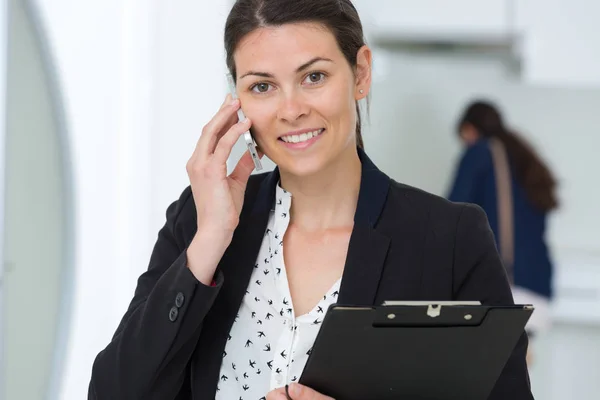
[383,301,481,318]
[374,301,486,327]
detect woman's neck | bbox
[279,146,362,232]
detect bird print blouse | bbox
[215,184,342,399]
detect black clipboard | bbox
[298,302,533,400]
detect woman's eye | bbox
[251,82,271,93]
[305,72,325,84]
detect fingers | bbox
[229,148,262,186]
[188,95,229,163]
[204,105,240,155]
[194,95,240,158]
[196,94,230,149]
[266,384,335,400]
[212,117,252,166]
[287,383,335,400]
[265,388,287,400]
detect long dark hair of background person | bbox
[457,100,560,212]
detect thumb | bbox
[229,149,263,185]
[288,383,335,400]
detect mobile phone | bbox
[226,73,262,171]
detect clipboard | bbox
[298,302,533,400]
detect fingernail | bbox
[230,98,239,106]
[288,383,300,397]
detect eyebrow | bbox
[238,57,334,80]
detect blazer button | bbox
[169,306,179,322]
[175,292,185,308]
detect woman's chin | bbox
[274,157,324,179]
[267,141,356,179]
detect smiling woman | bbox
[88,1,534,400]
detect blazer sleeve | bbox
[452,203,534,400]
[88,187,223,400]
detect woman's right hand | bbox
[185,94,260,284]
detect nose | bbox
[276,90,309,123]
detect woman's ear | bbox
[355,45,372,100]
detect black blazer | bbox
[89,149,533,400]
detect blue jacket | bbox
[448,139,554,299]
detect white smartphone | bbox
[226,73,262,171]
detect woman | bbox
[448,100,559,343]
[89,1,533,399]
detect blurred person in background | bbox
[448,99,560,362]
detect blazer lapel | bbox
[338,149,392,306]
[338,223,390,305]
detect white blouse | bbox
[215,184,341,400]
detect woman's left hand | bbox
[266,383,335,400]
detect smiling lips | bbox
[279,128,324,144]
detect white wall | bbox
[354,0,513,43]
[31,1,127,399]
[354,0,600,88]
[30,0,232,399]
[0,0,6,397]
[520,0,600,88]
[150,1,232,238]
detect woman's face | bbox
[233,22,371,177]
[460,123,480,146]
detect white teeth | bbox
[281,129,323,143]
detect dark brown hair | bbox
[224,0,367,148]
[458,100,559,212]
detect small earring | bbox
[359,89,364,94]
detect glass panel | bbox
[2,0,73,399]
